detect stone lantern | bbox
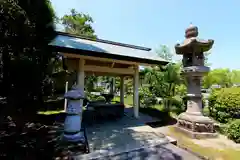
[63,85,85,142]
[174,24,217,138]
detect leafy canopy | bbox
[61,9,96,38]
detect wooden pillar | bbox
[110,77,115,94]
[133,65,139,118]
[77,59,85,107]
[120,76,125,104]
[64,81,68,111]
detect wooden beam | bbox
[84,65,135,75]
[61,52,159,67]
[61,53,138,66]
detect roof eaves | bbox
[55,31,151,51]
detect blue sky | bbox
[51,0,240,70]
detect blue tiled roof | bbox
[49,32,168,65]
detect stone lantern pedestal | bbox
[174,24,217,139]
[62,86,85,142]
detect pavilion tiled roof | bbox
[49,32,169,65]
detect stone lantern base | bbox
[175,112,218,139]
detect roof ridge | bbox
[56,31,151,51]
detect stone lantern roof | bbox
[175,24,214,55]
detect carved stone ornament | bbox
[194,122,214,133]
[178,120,194,131]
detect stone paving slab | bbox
[74,143,202,160]
[86,115,168,152]
[81,110,202,160]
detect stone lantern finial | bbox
[185,23,198,38]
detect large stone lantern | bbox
[174,24,217,138]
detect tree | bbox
[231,69,240,84]
[58,9,99,92]
[156,45,173,62]
[141,45,182,111]
[0,0,56,117]
[203,68,233,88]
[61,9,96,38]
[204,52,211,66]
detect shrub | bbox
[93,87,104,93]
[226,119,240,143]
[170,96,186,115]
[139,87,157,107]
[208,87,240,123]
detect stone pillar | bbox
[120,76,125,104]
[133,65,139,118]
[185,76,202,115]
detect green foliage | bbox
[203,68,240,88]
[60,9,96,38]
[139,87,157,107]
[175,84,187,96]
[93,86,105,93]
[155,45,173,62]
[226,119,240,143]
[231,70,240,84]
[85,75,98,92]
[0,0,56,115]
[208,87,240,123]
[170,96,186,114]
[141,45,184,113]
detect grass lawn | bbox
[113,95,133,106]
[165,126,240,160]
[113,95,165,109]
[38,110,64,115]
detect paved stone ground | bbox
[74,143,202,160]
[78,109,202,160]
[86,115,168,152]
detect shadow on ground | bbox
[0,96,72,160]
[139,107,178,127]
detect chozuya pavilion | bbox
[49,31,168,143]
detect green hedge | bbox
[208,87,240,123]
[226,119,240,143]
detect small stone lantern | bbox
[174,24,217,138]
[63,85,85,142]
